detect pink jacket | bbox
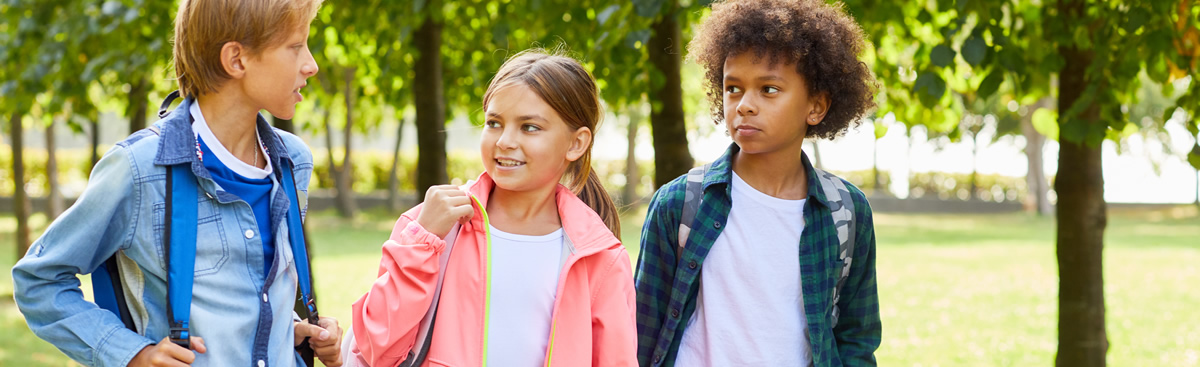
[351,173,637,367]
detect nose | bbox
[496,127,518,150]
[736,94,757,116]
[302,48,319,77]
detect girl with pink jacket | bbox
[349,49,637,367]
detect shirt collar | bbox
[704,142,833,208]
[153,94,294,173]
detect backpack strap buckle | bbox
[169,322,191,349]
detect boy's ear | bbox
[807,91,830,126]
[565,126,593,162]
[220,41,246,79]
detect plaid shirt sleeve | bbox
[634,176,686,366]
[832,183,882,366]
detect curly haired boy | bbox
[634,0,881,366]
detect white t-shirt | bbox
[485,225,564,367]
[675,172,812,367]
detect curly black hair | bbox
[687,0,878,140]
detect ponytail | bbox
[571,166,621,238]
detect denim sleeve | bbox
[833,189,882,366]
[11,145,155,367]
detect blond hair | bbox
[482,49,621,238]
[173,0,323,98]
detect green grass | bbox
[3,206,1198,366]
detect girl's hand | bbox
[416,185,475,239]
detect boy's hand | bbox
[416,185,474,238]
[129,336,206,367]
[295,317,343,367]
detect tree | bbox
[413,10,449,198]
[644,0,695,187]
[1023,98,1055,215]
[843,0,1200,365]
[7,112,31,258]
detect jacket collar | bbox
[704,143,833,208]
[463,172,622,256]
[152,92,294,176]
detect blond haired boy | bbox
[12,0,342,365]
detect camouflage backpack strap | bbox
[813,167,856,327]
[677,163,711,262]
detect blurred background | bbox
[2,0,1199,366]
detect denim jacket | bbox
[12,96,314,367]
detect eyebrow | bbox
[485,112,548,123]
[723,75,787,83]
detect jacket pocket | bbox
[153,198,230,277]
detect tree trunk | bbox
[272,115,294,134]
[873,135,883,196]
[413,13,448,199]
[127,76,150,133]
[1022,98,1053,215]
[46,116,63,218]
[388,117,406,213]
[623,108,641,206]
[647,2,694,188]
[334,67,358,218]
[321,107,337,210]
[90,116,100,169]
[1055,1,1108,363]
[970,122,979,201]
[11,112,32,259]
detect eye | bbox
[521,124,542,132]
[484,120,500,128]
[725,86,743,94]
[763,86,780,94]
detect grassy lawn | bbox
[2,205,1198,366]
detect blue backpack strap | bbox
[280,160,318,322]
[166,164,199,348]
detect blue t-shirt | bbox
[198,136,275,273]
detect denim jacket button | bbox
[244,229,254,239]
[258,360,266,367]
[262,293,268,303]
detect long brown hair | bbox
[482,49,620,238]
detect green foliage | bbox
[0,147,95,197]
[1032,108,1060,140]
[844,0,1200,149]
[907,171,1034,203]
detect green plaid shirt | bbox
[635,144,881,367]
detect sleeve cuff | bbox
[396,221,448,254]
[95,325,153,367]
